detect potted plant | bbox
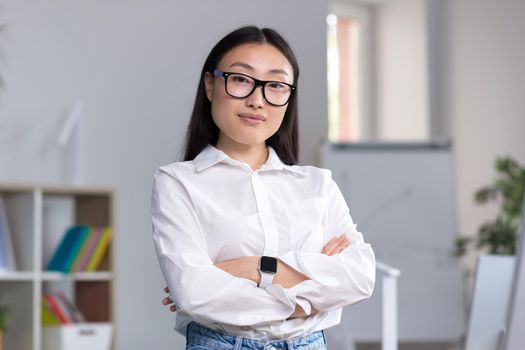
[0,305,10,350]
[454,156,525,257]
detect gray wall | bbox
[0,1,327,349]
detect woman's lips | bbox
[238,113,266,125]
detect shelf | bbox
[0,182,115,350]
[0,271,35,281]
[0,271,113,282]
[0,182,113,195]
[41,271,113,281]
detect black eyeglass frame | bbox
[212,68,296,107]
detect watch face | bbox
[260,256,277,274]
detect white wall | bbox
[0,1,328,349]
[447,0,525,255]
[375,0,429,140]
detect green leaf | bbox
[475,188,494,204]
[455,155,524,257]
[453,236,472,257]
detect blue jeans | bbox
[186,322,328,350]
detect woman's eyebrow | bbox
[228,61,289,76]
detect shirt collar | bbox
[193,144,306,176]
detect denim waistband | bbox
[186,322,327,350]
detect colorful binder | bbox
[87,227,112,272]
[47,226,88,272]
[43,294,71,324]
[77,227,103,272]
[63,226,90,272]
[41,299,60,325]
[47,225,112,273]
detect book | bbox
[47,225,88,272]
[41,299,60,325]
[56,292,85,323]
[43,294,71,324]
[77,227,103,272]
[87,226,112,272]
[42,293,86,325]
[47,227,79,272]
[0,195,17,271]
[63,225,90,272]
[70,226,93,272]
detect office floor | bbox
[356,342,460,350]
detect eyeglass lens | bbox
[226,74,292,106]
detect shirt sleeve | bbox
[151,168,298,326]
[280,170,376,312]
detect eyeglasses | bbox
[212,69,296,107]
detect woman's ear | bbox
[204,72,213,102]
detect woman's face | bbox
[204,43,294,150]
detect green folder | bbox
[63,226,90,273]
[48,225,90,272]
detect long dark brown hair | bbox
[183,25,300,165]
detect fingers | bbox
[162,288,177,312]
[162,286,172,304]
[323,235,349,255]
[322,234,350,256]
[162,297,177,312]
[322,236,341,255]
[162,287,172,303]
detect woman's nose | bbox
[245,86,265,108]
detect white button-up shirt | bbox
[151,144,375,340]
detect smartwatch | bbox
[258,256,278,288]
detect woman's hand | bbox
[160,234,350,312]
[161,287,177,312]
[285,234,349,319]
[288,303,320,319]
[322,234,350,256]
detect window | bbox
[327,3,372,143]
[328,0,432,142]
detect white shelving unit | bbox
[0,182,115,350]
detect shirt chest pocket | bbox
[283,197,326,251]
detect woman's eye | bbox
[268,82,286,90]
[232,75,250,84]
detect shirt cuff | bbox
[264,282,314,316]
[280,250,339,287]
[295,296,312,315]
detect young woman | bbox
[151,25,375,350]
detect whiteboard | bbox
[321,141,466,341]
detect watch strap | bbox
[258,271,275,288]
